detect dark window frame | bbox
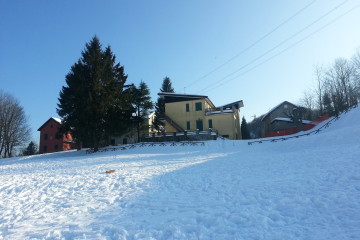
[208,119,213,129]
[195,102,202,111]
[186,121,190,130]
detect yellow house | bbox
[158,93,244,140]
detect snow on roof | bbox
[206,110,235,115]
[37,117,62,131]
[52,117,62,123]
[271,117,313,124]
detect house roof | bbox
[158,92,208,101]
[37,117,62,131]
[261,101,299,122]
[158,92,216,107]
[217,100,244,110]
[158,93,245,112]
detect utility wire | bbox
[185,0,318,89]
[199,1,360,95]
[197,0,350,94]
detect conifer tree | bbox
[160,77,175,92]
[22,141,38,156]
[241,116,251,140]
[57,36,132,151]
[153,77,175,131]
[130,81,153,142]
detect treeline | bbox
[57,36,153,151]
[300,49,360,119]
[246,48,360,139]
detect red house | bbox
[38,117,74,154]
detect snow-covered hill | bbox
[1,106,360,240]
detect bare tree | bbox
[323,58,358,115]
[351,48,360,102]
[299,90,317,120]
[298,49,360,118]
[313,65,324,115]
[0,90,31,158]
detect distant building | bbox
[261,101,311,137]
[109,112,155,145]
[37,117,74,154]
[158,93,244,140]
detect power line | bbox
[185,0,318,89]
[197,0,350,94]
[199,1,360,95]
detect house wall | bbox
[165,98,216,132]
[165,98,214,131]
[39,119,73,154]
[262,102,298,137]
[110,133,137,145]
[271,121,297,132]
[165,99,242,140]
[205,113,241,139]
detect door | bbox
[196,120,203,131]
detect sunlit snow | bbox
[1,106,360,239]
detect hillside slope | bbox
[0,106,359,239]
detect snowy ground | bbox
[1,106,360,240]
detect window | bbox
[186,103,190,112]
[208,119,213,129]
[43,146,47,152]
[111,139,115,146]
[195,102,202,111]
[186,121,190,130]
[123,138,128,144]
[54,144,59,151]
[196,120,203,131]
[44,134,48,140]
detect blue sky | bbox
[1,0,360,143]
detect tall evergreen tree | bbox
[57,36,132,151]
[130,81,153,142]
[153,77,175,131]
[160,76,175,92]
[241,116,251,140]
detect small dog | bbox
[105,170,116,174]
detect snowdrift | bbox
[1,106,360,239]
